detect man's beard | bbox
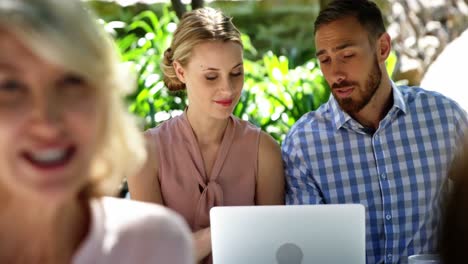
[333,57,382,114]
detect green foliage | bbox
[213,2,318,67]
[109,6,186,128]
[238,53,329,141]
[386,50,397,78]
[107,8,329,143]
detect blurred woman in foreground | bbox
[0,0,192,263]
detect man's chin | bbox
[336,97,362,114]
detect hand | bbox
[193,227,212,262]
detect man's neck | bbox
[352,79,393,130]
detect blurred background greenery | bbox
[89,0,335,143]
[87,0,466,143]
[86,0,467,197]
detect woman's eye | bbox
[0,79,24,93]
[205,75,218,81]
[0,79,26,105]
[60,74,86,87]
[343,54,355,59]
[57,73,94,100]
[231,71,243,77]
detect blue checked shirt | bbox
[282,83,467,264]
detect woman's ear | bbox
[377,32,391,62]
[173,60,186,83]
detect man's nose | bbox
[330,61,347,85]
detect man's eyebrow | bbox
[315,42,357,57]
[316,49,326,57]
[333,42,356,52]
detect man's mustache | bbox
[332,81,357,89]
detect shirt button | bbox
[386,214,392,220]
[387,254,393,260]
[380,173,387,180]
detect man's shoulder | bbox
[398,85,463,112]
[284,103,334,145]
[293,103,332,129]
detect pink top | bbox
[73,197,193,264]
[146,112,260,231]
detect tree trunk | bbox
[191,0,204,10]
[319,0,333,10]
[171,0,204,19]
[171,0,186,19]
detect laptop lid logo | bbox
[276,243,303,264]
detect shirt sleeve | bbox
[453,103,468,141]
[282,130,324,205]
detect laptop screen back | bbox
[210,204,365,264]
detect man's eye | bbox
[344,54,355,59]
[320,58,330,64]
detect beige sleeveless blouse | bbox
[146,112,260,231]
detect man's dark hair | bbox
[314,0,386,41]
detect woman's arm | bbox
[127,131,164,204]
[256,132,285,205]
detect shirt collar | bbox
[391,81,407,114]
[328,81,408,131]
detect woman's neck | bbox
[0,193,90,263]
[186,108,229,146]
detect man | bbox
[281,0,468,263]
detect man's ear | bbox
[173,60,186,83]
[377,32,391,62]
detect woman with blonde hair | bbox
[0,0,192,263]
[128,7,285,263]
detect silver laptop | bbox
[210,204,365,264]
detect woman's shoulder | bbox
[144,114,192,146]
[231,115,261,134]
[231,115,256,128]
[144,114,184,136]
[74,197,193,264]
